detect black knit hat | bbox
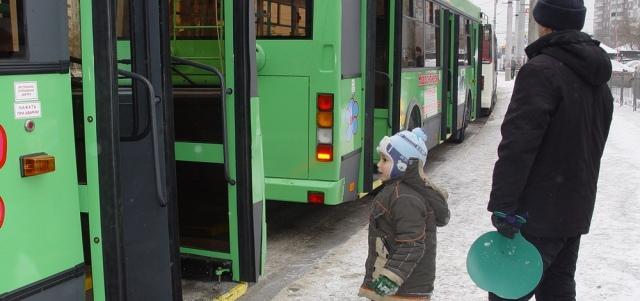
[533,0,586,30]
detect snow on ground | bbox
[267,73,640,301]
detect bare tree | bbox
[615,15,640,50]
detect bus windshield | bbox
[255,0,312,39]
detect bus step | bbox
[181,256,232,282]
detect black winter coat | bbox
[488,30,613,237]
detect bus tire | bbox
[407,106,422,131]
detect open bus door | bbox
[0,1,85,299]
[77,0,264,299]
[80,0,264,300]
[81,0,182,299]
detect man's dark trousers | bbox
[488,232,582,301]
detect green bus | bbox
[255,0,483,204]
[0,0,265,300]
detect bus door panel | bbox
[449,15,458,135]
[89,0,181,299]
[0,0,85,299]
[120,0,180,299]
[440,9,452,140]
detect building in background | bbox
[594,0,640,48]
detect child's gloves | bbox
[372,275,399,296]
[491,211,527,239]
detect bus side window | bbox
[458,18,470,66]
[0,0,25,59]
[255,0,312,39]
[424,1,439,68]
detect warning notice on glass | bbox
[14,102,42,119]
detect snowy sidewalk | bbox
[269,76,640,301]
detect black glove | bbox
[491,211,527,239]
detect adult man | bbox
[487,0,613,300]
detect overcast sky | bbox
[471,0,595,46]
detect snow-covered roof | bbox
[600,43,617,54]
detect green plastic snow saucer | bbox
[466,231,543,299]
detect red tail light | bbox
[0,125,6,170]
[316,94,334,162]
[316,144,333,162]
[308,191,325,204]
[317,94,334,111]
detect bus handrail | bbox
[70,57,151,140]
[376,70,393,129]
[171,56,236,186]
[117,69,167,207]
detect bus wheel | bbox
[407,107,422,131]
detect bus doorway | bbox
[368,0,393,190]
[166,0,265,285]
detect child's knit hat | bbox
[377,128,428,178]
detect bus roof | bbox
[436,0,482,22]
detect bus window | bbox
[0,0,25,59]
[404,0,440,68]
[255,0,312,39]
[402,0,424,68]
[424,2,439,67]
[116,0,130,39]
[482,26,493,63]
[171,0,223,38]
[426,1,434,24]
[458,18,470,66]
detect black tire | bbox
[407,107,422,131]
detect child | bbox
[358,128,450,301]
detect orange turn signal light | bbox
[317,111,334,128]
[20,153,55,177]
